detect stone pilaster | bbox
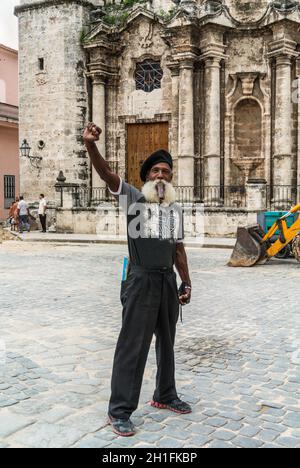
[203,56,222,191]
[199,27,227,205]
[166,61,180,184]
[177,55,196,195]
[296,57,300,202]
[91,74,106,190]
[268,38,298,207]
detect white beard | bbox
[141,180,176,206]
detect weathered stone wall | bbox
[105,16,175,179]
[55,205,258,237]
[225,33,269,75]
[17,0,91,205]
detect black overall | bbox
[109,265,180,420]
[108,180,183,420]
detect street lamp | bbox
[20,139,43,169]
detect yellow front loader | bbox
[228,203,300,267]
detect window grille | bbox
[4,175,15,209]
[135,60,163,93]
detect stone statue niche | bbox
[226,72,269,192]
[232,98,263,185]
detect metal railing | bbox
[71,187,118,208]
[56,184,300,210]
[58,185,247,208]
[267,185,299,210]
[176,185,247,207]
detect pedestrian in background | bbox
[38,194,47,233]
[8,197,19,231]
[17,196,30,233]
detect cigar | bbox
[156,182,165,200]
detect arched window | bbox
[135,60,163,93]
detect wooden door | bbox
[127,122,169,189]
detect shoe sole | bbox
[107,417,135,437]
[150,400,192,414]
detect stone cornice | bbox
[199,42,227,62]
[0,103,19,122]
[86,61,120,84]
[84,37,124,57]
[173,51,199,66]
[85,5,166,46]
[118,5,165,32]
[14,0,93,16]
[84,1,300,46]
[0,43,18,55]
[268,37,299,59]
[166,59,180,76]
[199,1,300,30]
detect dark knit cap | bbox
[140,149,173,182]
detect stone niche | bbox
[233,98,263,184]
[224,0,270,22]
[226,72,270,187]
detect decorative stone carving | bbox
[140,21,154,49]
[238,73,259,96]
[272,0,299,13]
[202,0,223,16]
[36,74,47,86]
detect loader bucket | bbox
[228,224,267,267]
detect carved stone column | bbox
[296,57,300,202]
[177,56,196,199]
[200,31,227,205]
[166,60,180,183]
[203,56,222,197]
[91,74,106,190]
[269,38,298,207]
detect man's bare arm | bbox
[83,123,120,193]
[175,243,191,284]
[175,243,192,305]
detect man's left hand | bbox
[178,283,191,305]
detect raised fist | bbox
[83,123,102,143]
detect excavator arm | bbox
[264,203,300,258]
[228,203,300,267]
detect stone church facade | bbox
[15,0,300,236]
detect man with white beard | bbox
[84,123,192,437]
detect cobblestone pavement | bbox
[1,241,300,448]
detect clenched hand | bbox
[83,123,102,143]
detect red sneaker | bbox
[107,415,136,437]
[150,398,192,414]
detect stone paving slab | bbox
[8,231,236,249]
[0,241,300,448]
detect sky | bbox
[0,0,20,50]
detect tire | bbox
[275,244,292,259]
[292,234,300,262]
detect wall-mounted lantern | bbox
[20,139,43,169]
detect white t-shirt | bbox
[18,200,28,216]
[38,198,47,215]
